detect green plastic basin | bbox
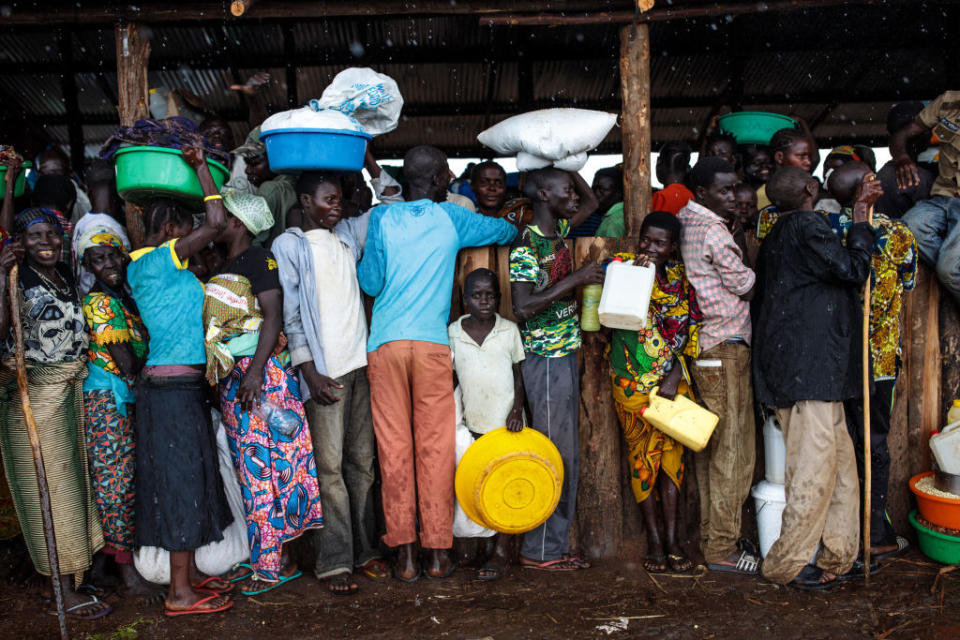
[718,111,798,145]
[114,146,230,208]
[0,161,33,201]
[910,509,960,565]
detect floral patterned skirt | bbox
[220,352,323,581]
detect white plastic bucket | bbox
[752,480,786,558]
[763,415,786,484]
[931,421,960,475]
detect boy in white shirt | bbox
[448,268,525,581]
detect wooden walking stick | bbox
[862,198,874,584]
[8,265,69,639]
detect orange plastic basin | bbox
[909,471,960,530]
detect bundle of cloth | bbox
[99,116,229,165]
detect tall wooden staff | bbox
[8,265,69,639]
[862,200,874,583]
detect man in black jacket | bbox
[753,166,878,589]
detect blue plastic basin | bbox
[259,128,372,173]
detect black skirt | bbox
[134,373,232,551]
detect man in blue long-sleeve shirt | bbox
[358,145,516,581]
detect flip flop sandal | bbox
[521,558,579,572]
[358,559,390,580]
[787,565,836,591]
[393,563,421,583]
[193,576,234,594]
[873,535,910,562]
[47,595,113,620]
[667,554,694,573]
[324,573,359,597]
[476,561,506,581]
[241,570,302,596]
[642,555,668,574]
[838,559,882,581]
[226,563,256,583]
[165,593,234,617]
[707,550,760,575]
[562,554,591,570]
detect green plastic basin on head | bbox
[910,509,960,565]
[717,112,798,145]
[114,146,230,208]
[0,161,33,201]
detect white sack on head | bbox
[477,108,617,160]
[260,107,364,134]
[313,67,404,137]
[516,150,589,172]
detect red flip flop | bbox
[165,593,234,617]
[192,576,234,594]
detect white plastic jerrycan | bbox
[598,259,656,331]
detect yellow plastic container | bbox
[639,387,719,452]
[455,427,564,534]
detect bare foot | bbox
[119,563,165,604]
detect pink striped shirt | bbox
[677,201,755,351]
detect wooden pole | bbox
[619,23,651,240]
[862,204,873,583]
[8,266,68,640]
[115,21,150,250]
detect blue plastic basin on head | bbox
[259,128,372,173]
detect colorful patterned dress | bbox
[81,288,147,560]
[202,252,323,582]
[606,256,701,503]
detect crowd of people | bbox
[0,83,955,620]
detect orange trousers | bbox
[367,340,456,549]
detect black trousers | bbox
[843,379,896,546]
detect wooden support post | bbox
[115,21,150,249]
[573,236,625,560]
[619,23,651,240]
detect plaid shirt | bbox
[677,200,755,351]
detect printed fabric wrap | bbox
[203,273,263,385]
[82,291,148,416]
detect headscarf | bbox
[223,190,274,236]
[826,145,861,163]
[76,225,126,258]
[73,213,132,295]
[13,208,62,236]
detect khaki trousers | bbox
[692,342,755,563]
[761,401,860,584]
[367,340,456,549]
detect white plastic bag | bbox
[312,67,404,137]
[478,108,617,164]
[134,414,251,584]
[453,386,496,538]
[260,107,364,134]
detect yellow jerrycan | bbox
[639,387,719,452]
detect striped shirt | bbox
[677,200,755,351]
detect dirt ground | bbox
[0,541,957,640]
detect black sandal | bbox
[643,554,668,574]
[788,565,837,591]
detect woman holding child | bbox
[606,211,701,574]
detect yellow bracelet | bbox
[203,194,223,202]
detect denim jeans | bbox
[902,195,960,304]
[304,367,381,578]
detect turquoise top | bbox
[358,199,516,352]
[127,240,206,366]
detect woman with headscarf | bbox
[202,191,322,595]
[77,225,161,602]
[0,208,111,619]
[126,146,234,617]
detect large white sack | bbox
[312,67,404,137]
[477,108,617,160]
[134,415,251,584]
[453,386,496,539]
[260,107,364,134]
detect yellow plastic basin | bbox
[455,427,564,534]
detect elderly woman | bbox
[202,191,322,595]
[0,208,110,619]
[606,212,701,575]
[77,225,161,602]
[127,146,234,617]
